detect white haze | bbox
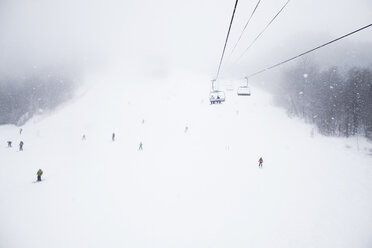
[0,0,371,80]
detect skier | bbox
[184,126,188,133]
[82,134,86,141]
[7,141,12,147]
[258,157,263,167]
[19,141,24,151]
[139,142,143,151]
[20,128,23,134]
[112,133,115,141]
[37,169,43,182]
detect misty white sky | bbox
[0,0,371,80]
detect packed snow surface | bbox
[1,75,371,248]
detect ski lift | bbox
[209,90,225,104]
[209,79,226,104]
[237,86,251,96]
[237,77,251,96]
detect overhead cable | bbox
[230,0,262,56]
[246,23,372,78]
[215,0,239,81]
[235,0,290,63]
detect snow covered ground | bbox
[1,74,372,248]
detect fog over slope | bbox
[0,0,371,124]
[0,0,371,77]
[1,1,372,247]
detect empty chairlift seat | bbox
[209,90,226,104]
[237,86,251,96]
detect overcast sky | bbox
[0,0,371,80]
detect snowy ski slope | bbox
[1,74,372,248]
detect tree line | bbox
[0,70,77,126]
[273,61,372,140]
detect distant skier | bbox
[82,134,86,141]
[138,142,143,151]
[258,157,263,167]
[142,119,145,124]
[19,141,24,151]
[37,169,43,182]
[184,126,188,133]
[7,141,12,147]
[20,128,23,134]
[112,133,115,141]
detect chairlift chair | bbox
[209,90,225,104]
[209,79,226,104]
[237,77,251,96]
[237,86,251,96]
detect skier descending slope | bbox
[37,169,43,182]
[19,141,24,151]
[258,157,263,167]
[138,142,143,151]
[112,133,115,141]
[7,141,12,147]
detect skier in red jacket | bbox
[258,157,263,167]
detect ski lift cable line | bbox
[215,0,239,81]
[230,0,262,56]
[246,23,372,79]
[235,0,290,63]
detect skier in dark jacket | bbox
[258,157,263,167]
[112,133,115,141]
[7,141,12,147]
[37,169,43,181]
[19,141,24,151]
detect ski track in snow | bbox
[0,75,372,248]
